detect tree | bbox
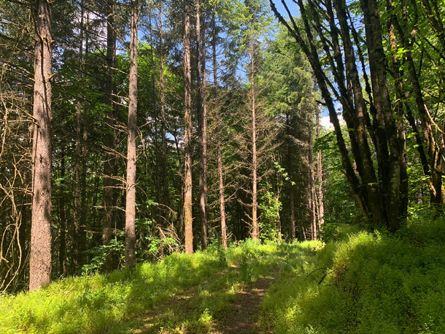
[102,0,119,259]
[258,27,321,240]
[125,0,139,268]
[270,0,408,231]
[29,0,53,291]
[195,0,209,249]
[183,0,194,254]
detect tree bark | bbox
[315,113,324,229]
[157,2,170,211]
[125,0,138,268]
[270,0,408,231]
[217,147,228,249]
[195,0,208,249]
[211,12,227,249]
[29,0,52,291]
[183,2,194,254]
[361,0,408,231]
[58,147,67,277]
[73,0,87,273]
[102,0,117,245]
[250,41,259,240]
[290,189,296,240]
[392,0,444,205]
[333,0,383,226]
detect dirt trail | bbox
[213,277,273,334]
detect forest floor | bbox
[2,221,445,334]
[129,264,276,334]
[2,241,310,334]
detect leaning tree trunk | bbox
[183,2,194,254]
[270,0,408,232]
[125,0,138,268]
[29,0,53,291]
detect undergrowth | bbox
[260,218,445,334]
[0,240,309,334]
[4,219,444,334]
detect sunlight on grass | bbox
[0,240,304,334]
[260,219,445,334]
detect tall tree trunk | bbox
[392,0,445,205]
[183,3,194,254]
[212,12,227,249]
[285,113,297,240]
[290,188,296,239]
[250,42,259,240]
[270,0,408,232]
[29,0,52,291]
[217,147,227,249]
[315,113,324,229]
[333,0,383,226]
[195,0,208,249]
[308,117,317,240]
[361,0,408,231]
[157,2,170,212]
[58,147,67,276]
[73,0,87,272]
[125,0,138,268]
[102,0,117,251]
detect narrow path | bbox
[213,277,274,334]
[128,269,276,333]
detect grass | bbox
[0,240,321,334]
[3,218,444,334]
[260,218,445,334]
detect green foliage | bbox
[81,239,125,275]
[0,241,291,334]
[261,218,445,333]
[319,223,364,243]
[0,249,226,333]
[317,130,362,225]
[259,190,282,242]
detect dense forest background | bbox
[0,0,443,294]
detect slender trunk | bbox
[195,0,208,249]
[158,2,170,210]
[218,147,227,249]
[58,147,67,276]
[308,118,316,240]
[393,1,444,205]
[212,12,227,249]
[102,0,117,248]
[290,188,296,240]
[29,0,52,291]
[125,0,138,268]
[315,120,324,229]
[183,3,194,254]
[334,0,383,226]
[285,113,297,240]
[73,0,86,272]
[250,42,259,240]
[271,0,368,217]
